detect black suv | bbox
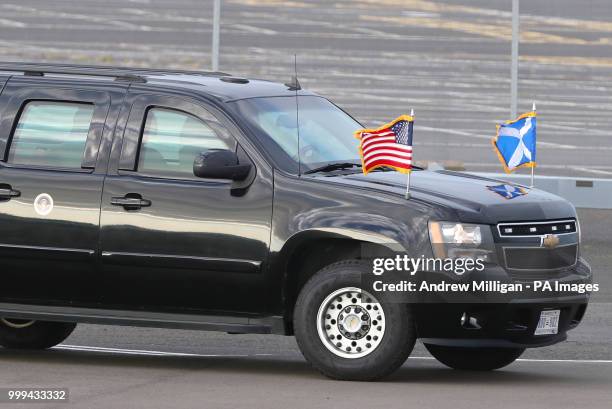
[0,63,591,381]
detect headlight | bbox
[429,221,496,262]
[440,223,482,245]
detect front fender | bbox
[265,171,441,317]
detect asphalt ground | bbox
[1,349,611,409]
[0,1,611,407]
[0,0,611,177]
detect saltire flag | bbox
[354,115,414,175]
[492,111,537,173]
[487,184,529,200]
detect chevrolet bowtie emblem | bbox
[541,234,560,249]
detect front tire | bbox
[425,343,525,371]
[294,260,416,381]
[0,319,76,349]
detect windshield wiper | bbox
[304,162,362,175]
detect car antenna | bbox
[285,55,302,91]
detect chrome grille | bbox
[498,219,576,237]
[496,219,579,279]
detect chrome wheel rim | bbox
[316,287,386,359]
[1,318,35,329]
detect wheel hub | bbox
[338,307,370,340]
[342,312,363,333]
[316,287,386,359]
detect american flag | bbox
[355,115,414,175]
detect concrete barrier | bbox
[473,173,612,209]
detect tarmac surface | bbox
[1,348,611,409]
[0,1,611,408]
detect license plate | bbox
[534,310,560,335]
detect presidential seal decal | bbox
[34,193,54,216]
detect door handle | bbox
[0,186,21,200]
[110,195,151,210]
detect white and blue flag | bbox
[492,112,537,173]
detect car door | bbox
[0,77,123,305]
[100,91,274,314]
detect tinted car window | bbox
[137,108,233,179]
[8,101,94,168]
[231,96,362,173]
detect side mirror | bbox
[193,149,252,181]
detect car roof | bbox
[0,62,318,102]
[145,73,317,102]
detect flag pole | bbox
[530,101,536,187]
[405,108,414,200]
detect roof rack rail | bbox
[0,62,147,83]
[0,62,231,83]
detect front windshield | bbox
[232,96,362,173]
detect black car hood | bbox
[325,170,576,224]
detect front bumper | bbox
[414,258,592,348]
[416,297,588,348]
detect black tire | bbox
[294,260,416,381]
[0,319,76,350]
[424,344,525,371]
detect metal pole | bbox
[405,108,414,200]
[405,170,412,200]
[212,0,221,72]
[405,169,412,200]
[510,0,519,119]
[531,101,536,187]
